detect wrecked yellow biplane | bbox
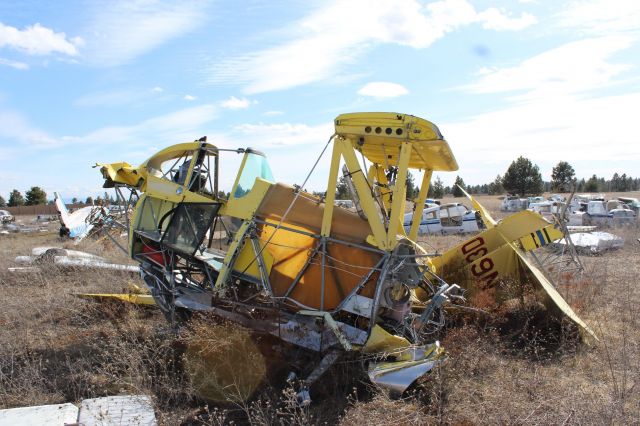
[95,112,594,402]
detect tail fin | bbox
[54,192,70,225]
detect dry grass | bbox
[1,208,639,425]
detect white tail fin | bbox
[54,192,70,225]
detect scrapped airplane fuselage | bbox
[95,112,596,401]
[403,202,481,235]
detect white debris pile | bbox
[554,231,624,254]
[0,395,156,426]
[8,246,140,273]
[1,222,50,234]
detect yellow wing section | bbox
[95,161,144,188]
[75,283,157,306]
[334,112,458,171]
[75,293,157,306]
[431,196,596,340]
[513,247,596,340]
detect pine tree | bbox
[585,174,599,192]
[8,189,25,207]
[502,156,543,196]
[452,176,465,197]
[405,171,417,200]
[428,176,445,199]
[551,161,575,191]
[488,175,504,195]
[25,186,47,206]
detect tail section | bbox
[432,193,597,340]
[54,192,70,226]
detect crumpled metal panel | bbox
[368,342,445,395]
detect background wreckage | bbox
[95,112,595,403]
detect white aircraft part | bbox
[31,246,106,261]
[53,256,140,273]
[0,403,78,426]
[0,396,156,426]
[54,192,107,240]
[501,197,528,212]
[7,267,40,273]
[78,395,157,426]
[403,204,479,235]
[556,232,624,254]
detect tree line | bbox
[0,187,48,207]
[331,156,638,201]
[0,188,118,208]
[424,158,639,198]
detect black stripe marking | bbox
[530,232,539,248]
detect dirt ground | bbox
[1,196,639,425]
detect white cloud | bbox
[184,94,196,101]
[477,8,537,31]
[69,104,218,147]
[0,57,28,70]
[209,0,537,93]
[233,122,333,147]
[441,91,640,185]
[151,86,163,93]
[220,96,255,110]
[460,36,633,100]
[83,0,212,66]
[358,82,409,98]
[0,104,223,196]
[0,108,59,147]
[74,87,166,107]
[0,22,82,56]
[556,0,640,34]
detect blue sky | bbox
[0,0,639,200]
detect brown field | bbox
[1,199,639,425]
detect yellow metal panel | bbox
[334,112,458,171]
[432,210,563,273]
[141,142,216,172]
[215,221,251,289]
[374,166,392,214]
[221,178,273,219]
[387,142,411,248]
[76,293,156,306]
[257,219,380,311]
[514,247,597,340]
[409,169,432,241]
[362,325,410,353]
[144,175,186,203]
[229,152,249,201]
[321,141,342,237]
[95,162,143,187]
[233,237,274,280]
[366,164,377,184]
[431,196,597,341]
[519,224,564,251]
